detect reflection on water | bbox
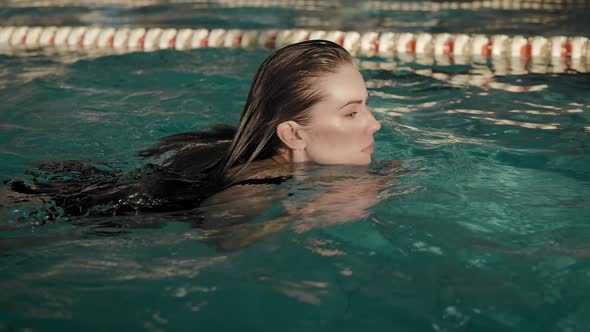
[359,58,589,140]
[195,162,403,251]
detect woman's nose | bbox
[367,111,381,134]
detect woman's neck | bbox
[275,148,308,164]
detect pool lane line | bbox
[3,0,589,11]
[0,26,588,72]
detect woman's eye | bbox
[345,111,359,118]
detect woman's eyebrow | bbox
[338,99,363,109]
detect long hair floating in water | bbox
[5,40,354,220]
[7,124,236,218]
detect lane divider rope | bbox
[0,26,588,72]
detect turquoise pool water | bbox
[2,2,590,331]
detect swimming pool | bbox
[1,1,590,331]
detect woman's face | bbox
[301,64,381,165]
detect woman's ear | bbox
[276,121,306,150]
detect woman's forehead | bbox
[320,66,368,101]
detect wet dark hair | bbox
[6,40,354,220]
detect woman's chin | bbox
[351,155,373,166]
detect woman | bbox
[3,40,387,239]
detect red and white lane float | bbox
[0,26,588,72]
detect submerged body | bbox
[1,155,400,251]
[194,157,400,250]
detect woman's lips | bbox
[362,143,374,153]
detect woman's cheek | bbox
[318,120,352,144]
[306,127,344,163]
